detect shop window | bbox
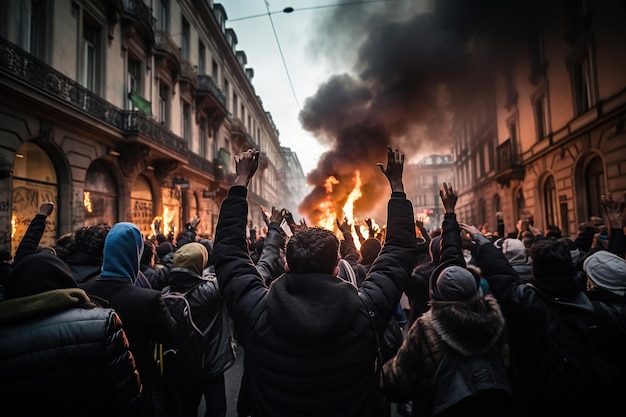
[84,161,118,226]
[11,142,58,255]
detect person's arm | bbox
[213,150,267,341]
[602,192,626,258]
[14,202,55,264]
[361,146,417,331]
[336,217,360,267]
[256,207,286,284]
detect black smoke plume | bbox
[298,0,544,225]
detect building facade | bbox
[0,0,301,254]
[405,154,453,232]
[453,1,626,238]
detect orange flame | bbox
[317,171,364,249]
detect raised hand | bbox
[269,207,283,224]
[439,183,457,214]
[39,202,54,217]
[234,148,259,187]
[376,146,404,193]
[336,217,352,236]
[601,192,625,228]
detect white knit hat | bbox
[583,251,626,296]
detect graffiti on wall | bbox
[131,198,153,239]
[12,183,57,254]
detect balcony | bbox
[119,0,155,46]
[196,75,227,129]
[179,60,197,91]
[123,111,187,157]
[494,138,525,187]
[154,31,181,78]
[187,151,215,175]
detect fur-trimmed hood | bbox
[428,294,506,356]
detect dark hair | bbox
[72,225,110,258]
[530,239,575,281]
[141,240,155,266]
[286,227,339,274]
[545,225,562,239]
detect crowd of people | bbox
[0,145,625,417]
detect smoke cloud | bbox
[298,0,543,225]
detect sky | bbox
[220,0,538,224]
[222,0,414,175]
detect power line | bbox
[263,0,301,111]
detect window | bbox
[585,157,604,218]
[128,58,142,95]
[156,0,169,31]
[182,102,191,144]
[543,176,558,229]
[533,93,549,140]
[232,93,238,117]
[503,65,517,109]
[212,59,219,80]
[84,161,118,226]
[182,18,190,60]
[82,17,101,93]
[200,121,207,158]
[529,32,546,80]
[199,42,206,74]
[571,51,595,115]
[159,83,170,126]
[16,0,45,57]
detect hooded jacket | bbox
[162,242,236,381]
[0,253,141,417]
[213,185,418,417]
[80,222,176,415]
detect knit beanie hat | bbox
[583,250,626,296]
[173,242,208,276]
[360,238,382,266]
[157,241,174,260]
[501,238,527,262]
[431,265,478,302]
[429,236,442,263]
[5,253,77,299]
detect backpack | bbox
[161,283,210,381]
[431,349,513,417]
[537,301,622,411]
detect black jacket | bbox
[213,186,417,417]
[0,289,141,416]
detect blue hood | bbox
[101,222,144,281]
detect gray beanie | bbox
[501,238,527,263]
[432,265,478,301]
[583,251,626,296]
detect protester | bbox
[212,146,417,416]
[466,223,622,417]
[162,242,236,417]
[65,224,110,283]
[141,239,173,291]
[80,222,176,417]
[0,203,141,416]
[382,184,512,417]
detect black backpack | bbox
[537,301,622,413]
[162,283,210,381]
[431,349,513,417]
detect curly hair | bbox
[72,225,110,258]
[285,227,339,274]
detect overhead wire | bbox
[263,0,301,111]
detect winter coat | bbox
[80,222,176,417]
[141,251,174,291]
[381,295,509,417]
[66,251,103,283]
[0,288,141,416]
[212,186,418,417]
[256,221,286,285]
[163,267,236,380]
[475,240,620,417]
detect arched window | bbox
[84,161,118,226]
[585,156,604,219]
[12,142,58,254]
[543,175,558,229]
[131,175,154,239]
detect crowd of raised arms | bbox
[1,146,625,417]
